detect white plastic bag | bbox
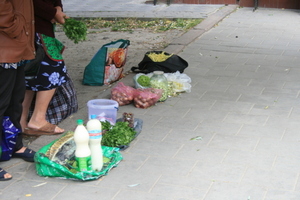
[165,71,192,93]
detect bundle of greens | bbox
[101,121,136,147]
[63,18,87,44]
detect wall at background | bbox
[170,0,300,9]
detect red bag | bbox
[133,88,163,109]
[111,82,136,106]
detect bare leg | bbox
[27,89,64,133]
[20,90,35,131]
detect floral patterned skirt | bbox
[25,33,69,91]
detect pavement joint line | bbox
[165,5,238,54]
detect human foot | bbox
[0,168,12,181]
[13,147,36,162]
[23,122,65,136]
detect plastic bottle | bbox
[73,119,91,171]
[150,71,169,101]
[86,115,103,171]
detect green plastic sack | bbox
[83,39,130,86]
[35,132,123,181]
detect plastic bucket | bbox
[87,99,119,124]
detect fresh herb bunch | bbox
[101,121,136,147]
[63,18,87,44]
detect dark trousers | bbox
[0,66,25,151]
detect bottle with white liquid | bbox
[86,115,103,171]
[73,119,91,171]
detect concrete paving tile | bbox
[283,80,300,90]
[226,84,265,96]
[187,109,227,125]
[272,155,300,174]
[283,123,300,141]
[237,124,285,139]
[205,69,240,77]
[54,184,120,200]
[261,89,297,101]
[264,189,300,200]
[237,93,278,105]
[97,164,161,193]
[249,104,292,117]
[113,189,171,200]
[275,95,300,107]
[196,121,243,136]
[155,115,201,131]
[248,78,285,89]
[127,140,183,158]
[162,128,210,146]
[255,48,284,56]
[241,167,298,191]
[282,49,300,57]
[204,182,267,200]
[207,134,260,151]
[210,101,253,114]
[224,64,257,72]
[142,103,190,118]
[200,91,241,102]
[1,179,67,200]
[255,137,300,159]
[190,79,224,92]
[237,70,272,80]
[224,113,268,126]
[264,115,300,128]
[150,183,205,199]
[158,174,212,192]
[222,149,276,169]
[138,126,172,142]
[138,156,197,177]
[174,146,228,164]
[191,161,247,183]
[275,58,299,68]
[174,99,214,111]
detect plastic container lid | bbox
[90,114,97,119]
[153,71,164,75]
[87,99,119,109]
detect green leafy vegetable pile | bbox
[137,75,150,87]
[101,121,136,147]
[63,18,87,44]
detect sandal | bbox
[12,148,36,162]
[23,122,64,136]
[0,168,12,181]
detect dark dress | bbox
[26,0,68,91]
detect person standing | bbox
[0,0,36,181]
[21,0,70,135]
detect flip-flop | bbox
[12,148,36,162]
[0,168,12,181]
[23,122,64,136]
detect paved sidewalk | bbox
[1,2,300,200]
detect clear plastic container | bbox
[150,71,168,101]
[87,99,119,125]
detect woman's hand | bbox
[53,6,69,24]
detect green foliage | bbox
[137,75,150,87]
[101,121,136,147]
[63,18,87,44]
[82,18,203,33]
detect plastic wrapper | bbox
[133,73,152,89]
[164,71,192,93]
[133,88,163,109]
[35,131,123,181]
[111,82,136,106]
[134,71,191,94]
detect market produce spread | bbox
[112,71,191,109]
